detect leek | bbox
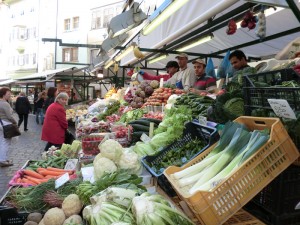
[189,128,251,194]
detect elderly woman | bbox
[41,92,68,151]
[0,87,17,167]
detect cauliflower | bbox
[94,157,117,179]
[99,139,123,163]
[118,148,142,175]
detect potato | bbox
[24,222,38,225]
[63,215,82,225]
[43,207,65,225]
[38,219,45,225]
[27,212,43,223]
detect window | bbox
[103,8,114,28]
[19,28,27,40]
[64,19,70,31]
[91,10,102,30]
[90,49,99,64]
[18,55,24,66]
[63,48,78,62]
[73,17,79,29]
[27,27,36,39]
[24,54,29,65]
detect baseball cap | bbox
[166,61,179,69]
[192,59,206,66]
[175,53,188,59]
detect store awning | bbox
[0,79,16,85]
[15,66,87,82]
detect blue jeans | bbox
[36,108,44,124]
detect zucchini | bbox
[128,119,158,127]
[130,124,150,132]
[141,118,162,124]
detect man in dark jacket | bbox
[15,92,31,131]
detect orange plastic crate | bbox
[164,116,299,225]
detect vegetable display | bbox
[170,121,269,194]
[146,139,206,175]
[143,87,184,106]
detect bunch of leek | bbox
[131,192,194,225]
[171,121,269,194]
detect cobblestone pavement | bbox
[0,114,45,199]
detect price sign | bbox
[267,99,297,119]
[159,78,164,88]
[64,159,78,171]
[55,173,70,189]
[81,166,95,183]
[198,116,207,125]
[140,133,151,143]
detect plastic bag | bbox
[217,50,233,79]
[205,57,216,78]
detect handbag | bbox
[65,129,75,144]
[0,119,21,139]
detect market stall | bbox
[1,1,300,225]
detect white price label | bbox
[64,159,78,171]
[141,133,151,143]
[267,99,297,119]
[159,78,164,88]
[125,87,130,95]
[81,166,95,183]
[198,116,207,125]
[55,173,70,189]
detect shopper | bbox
[43,87,58,113]
[41,92,68,151]
[15,92,31,131]
[35,91,46,125]
[191,59,216,91]
[229,50,256,83]
[138,61,180,81]
[0,87,17,167]
[165,53,195,91]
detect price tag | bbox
[267,99,297,119]
[81,166,95,183]
[64,159,78,171]
[149,122,154,138]
[159,78,164,88]
[55,173,70,189]
[141,133,151,143]
[125,87,130,95]
[198,116,207,125]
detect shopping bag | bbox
[0,119,21,139]
[65,129,75,144]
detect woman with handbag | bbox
[0,87,17,167]
[41,92,68,151]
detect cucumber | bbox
[132,131,149,139]
[128,119,157,127]
[130,124,150,132]
[140,118,162,125]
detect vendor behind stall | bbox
[165,53,195,90]
[229,50,256,84]
[138,61,179,81]
[190,59,216,91]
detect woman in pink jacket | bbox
[41,92,68,151]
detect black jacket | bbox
[15,96,31,114]
[43,97,55,112]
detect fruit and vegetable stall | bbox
[1,65,300,225]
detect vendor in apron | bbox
[165,53,195,90]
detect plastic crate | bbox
[243,69,300,115]
[251,164,300,215]
[141,122,218,196]
[81,135,104,155]
[164,116,299,225]
[243,68,300,88]
[223,209,266,225]
[245,202,300,225]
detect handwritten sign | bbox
[141,133,151,143]
[267,99,296,119]
[160,78,164,88]
[64,159,78,171]
[55,173,70,189]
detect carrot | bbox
[38,170,69,177]
[44,175,59,179]
[24,176,48,184]
[22,178,37,186]
[46,167,74,174]
[36,168,47,173]
[23,169,45,179]
[16,177,22,183]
